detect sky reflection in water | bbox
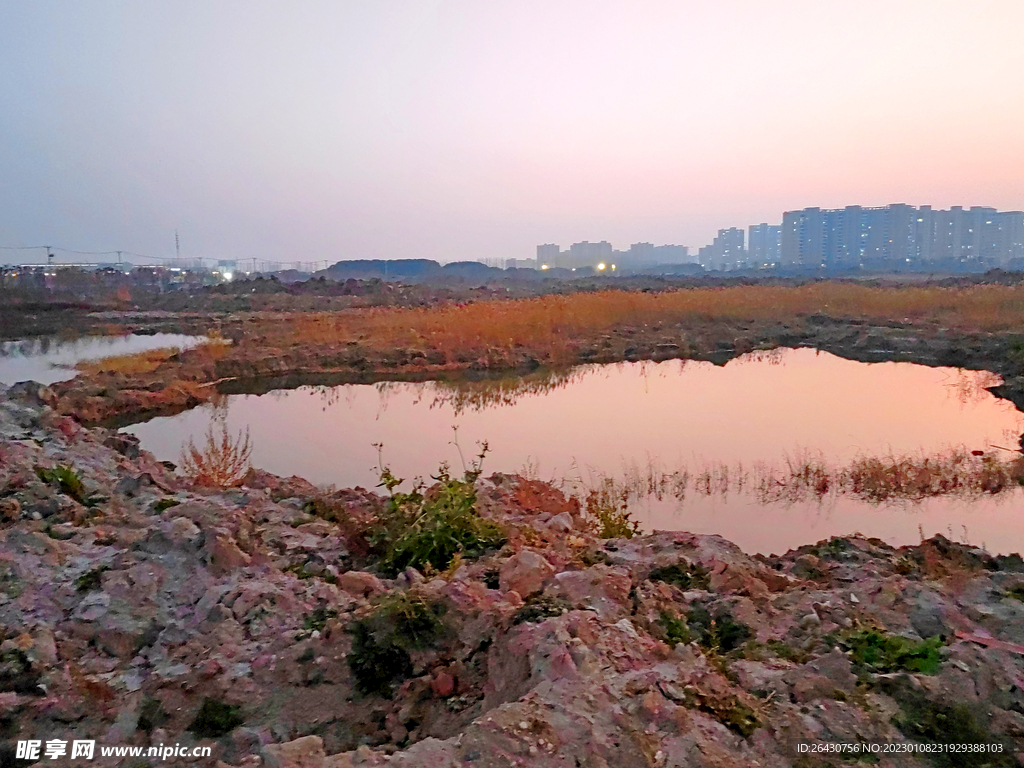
[126,348,1024,555]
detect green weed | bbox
[1004,584,1024,602]
[582,479,641,539]
[153,497,181,512]
[657,609,691,646]
[372,445,506,576]
[889,687,1014,767]
[347,592,446,696]
[187,698,244,738]
[75,565,108,593]
[36,464,86,504]
[512,594,572,625]
[302,606,337,633]
[686,604,751,653]
[648,561,710,591]
[842,628,944,675]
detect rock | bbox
[499,549,555,597]
[336,570,386,598]
[431,669,455,697]
[207,530,252,574]
[2,391,1024,767]
[263,736,327,768]
[545,565,631,619]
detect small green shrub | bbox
[766,639,812,664]
[686,604,751,653]
[890,687,1015,768]
[658,609,691,646]
[684,686,761,737]
[36,464,86,503]
[137,697,168,732]
[842,628,944,675]
[648,561,710,591]
[187,698,244,738]
[153,497,181,512]
[512,594,572,625]
[1005,583,1024,602]
[347,592,446,696]
[303,606,337,633]
[0,649,41,694]
[75,565,108,593]
[583,484,641,539]
[372,448,506,575]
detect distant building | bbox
[536,244,561,269]
[700,228,745,270]
[747,224,781,265]
[781,204,1024,269]
[566,241,613,269]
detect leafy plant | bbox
[347,592,447,695]
[303,606,337,633]
[889,686,1015,768]
[657,609,691,646]
[36,464,86,503]
[372,444,506,575]
[685,604,751,653]
[648,561,710,591]
[512,594,572,625]
[180,416,252,488]
[842,628,944,675]
[187,698,244,738]
[583,478,641,539]
[75,565,108,593]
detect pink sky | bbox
[2,1,1022,263]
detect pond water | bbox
[125,348,1024,555]
[0,334,208,386]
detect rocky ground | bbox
[2,384,1024,766]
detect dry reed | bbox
[180,416,253,488]
[265,283,1024,361]
[569,448,1024,514]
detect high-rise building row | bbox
[780,204,1024,268]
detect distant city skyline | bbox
[2,2,1022,264]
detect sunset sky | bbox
[2,1,1022,265]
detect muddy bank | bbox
[1,387,1024,766]
[44,312,1024,427]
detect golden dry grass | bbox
[76,339,231,376]
[265,283,1024,360]
[76,347,181,376]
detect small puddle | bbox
[0,333,208,386]
[125,348,1024,555]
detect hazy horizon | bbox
[2,1,1023,265]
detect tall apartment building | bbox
[748,224,781,265]
[699,228,745,270]
[536,243,561,269]
[566,241,613,269]
[781,204,1024,269]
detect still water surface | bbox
[126,349,1024,555]
[0,334,207,385]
